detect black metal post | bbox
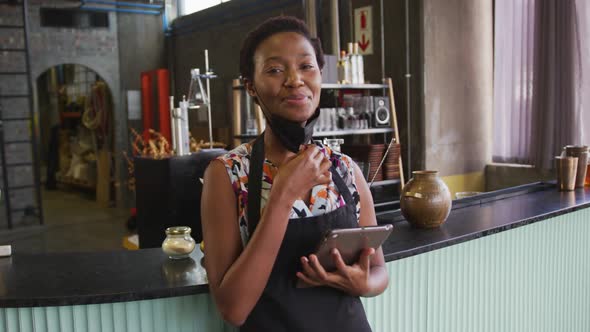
[22,0,44,225]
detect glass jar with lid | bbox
[161,226,196,259]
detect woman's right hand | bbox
[272,145,332,200]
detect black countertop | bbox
[377,182,590,261]
[1,182,589,308]
[0,248,209,307]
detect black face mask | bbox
[265,109,320,153]
[253,85,320,153]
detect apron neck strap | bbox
[330,166,355,207]
[248,134,265,236]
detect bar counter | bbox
[1,182,589,331]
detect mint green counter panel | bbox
[1,295,237,332]
[361,207,590,332]
[1,208,589,332]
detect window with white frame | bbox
[179,0,231,16]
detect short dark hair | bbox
[239,16,325,82]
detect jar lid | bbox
[165,226,191,235]
[564,145,589,152]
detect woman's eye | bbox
[266,68,283,74]
[301,64,315,70]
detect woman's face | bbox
[248,32,322,124]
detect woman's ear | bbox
[244,79,256,98]
[244,79,259,105]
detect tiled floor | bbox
[0,188,131,254]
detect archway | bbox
[35,64,115,217]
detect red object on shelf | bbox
[140,72,153,143]
[140,69,171,143]
[156,69,171,143]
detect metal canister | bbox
[555,156,578,191]
[564,145,589,188]
[172,101,190,156]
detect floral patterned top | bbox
[217,141,362,246]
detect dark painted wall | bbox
[382,0,425,174]
[116,12,166,206]
[117,13,165,91]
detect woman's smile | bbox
[282,93,311,106]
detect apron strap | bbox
[248,135,265,236]
[330,166,355,207]
[247,135,355,236]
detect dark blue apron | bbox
[241,135,371,332]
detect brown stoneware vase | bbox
[400,170,452,228]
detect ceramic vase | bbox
[400,170,452,228]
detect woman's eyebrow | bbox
[263,53,314,63]
[263,56,284,63]
[296,53,314,60]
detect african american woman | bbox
[201,16,389,332]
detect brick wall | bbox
[28,1,167,210]
[0,0,122,227]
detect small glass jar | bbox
[323,138,344,153]
[162,226,196,259]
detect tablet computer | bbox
[314,224,393,272]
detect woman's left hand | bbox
[296,248,375,296]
